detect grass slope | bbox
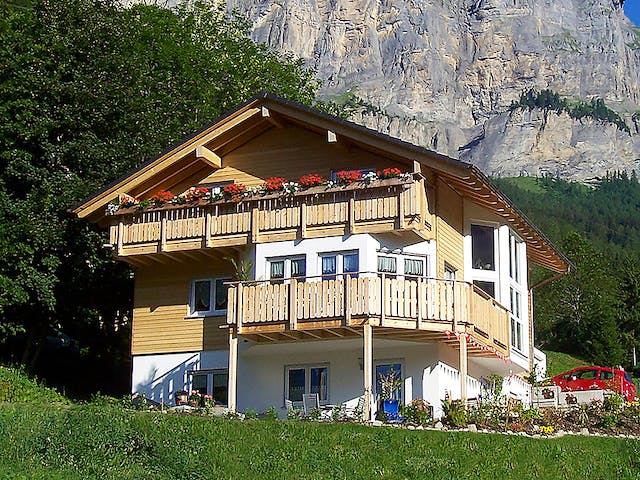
[0,403,639,480]
[544,351,589,377]
[0,366,67,404]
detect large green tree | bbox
[0,0,317,394]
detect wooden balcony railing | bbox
[108,175,431,257]
[226,274,510,356]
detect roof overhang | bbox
[71,92,573,274]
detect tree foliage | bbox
[0,0,318,394]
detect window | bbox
[509,231,523,283]
[404,258,424,276]
[188,369,229,404]
[471,224,495,271]
[320,252,359,279]
[444,264,457,281]
[474,280,495,298]
[285,365,328,403]
[510,287,523,352]
[268,256,306,282]
[189,277,230,316]
[329,167,375,182]
[600,370,615,381]
[377,256,397,274]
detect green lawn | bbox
[0,403,638,480]
[544,350,589,377]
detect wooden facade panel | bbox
[132,262,233,355]
[435,178,464,278]
[198,125,406,186]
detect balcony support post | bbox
[397,188,405,230]
[380,273,386,325]
[117,220,124,256]
[344,276,351,326]
[160,211,167,252]
[459,333,468,404]
[228,330,238,413]
[300,201,307,238]
[416,277,423,328]
[204,210,212,248]
[250,206,260,243]
[363,323,373,422]
[348,197,355,234]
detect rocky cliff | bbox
[224,0,640,180]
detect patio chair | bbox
[302,393,334,419]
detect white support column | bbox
[459,333,468,404]
[363,323,373,422]
[228,331,238,413]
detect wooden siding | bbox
[198,125,406,187]
[435,178,464,278]
[132,263,233,355]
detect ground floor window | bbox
[188,369,228,405]
[285,365,328,403]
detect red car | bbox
[551,366,637,402]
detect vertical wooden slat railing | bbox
[226,274,510,355]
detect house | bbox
[72,93,571,419]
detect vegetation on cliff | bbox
[510,89,631,133]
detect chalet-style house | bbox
[73,93,571,419]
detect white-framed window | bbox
[508,229,527,354]
[510,287,524,352]
[188,369,228,404]
[377,253,427,279]
[285,364,329,404]
[189,277,231,316]
[470,223,499,298]
[268,256,306,282]
[319,251,359,279]
[509,231,523,283]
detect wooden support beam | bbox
[195,145,222,168]
[324,328,344,338]
[459,333,468,404]
[363,323,373,423]
[117,221,124,256]
[261,106,285,128]
[300,202,307,238]
[344,277,351,326]
[228,331,238,413]
[159,212,167,252]
[250,206,260,243]
[236,284,244,335]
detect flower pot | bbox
[379,399,400,422]
[175,393,188,406]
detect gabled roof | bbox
[72,92,572,274]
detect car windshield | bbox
[575,369,598,380]
[624,372,633,382]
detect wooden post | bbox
[397,188,405,230]
[160,211,167,252]
[348,197,355,234]
[344,276,351,326]
[300,201,307,239]
[289,278,298,331]
[363,323,373,422]
[204,210,212,248]
[228,331,238,413]
[459,333,468,404]
[117,220,124,256]
[236,283,244,335]
[250,206,260,243]
[416,277,423,328]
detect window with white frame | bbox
[189,277,230,316]
[470,223,498,298]
[377,254,427,279]
[508,230,526,354]
[377,255,397,275]
[320,251,359,279]
[285,364,329,403]
[188,369,228,404]
[268,256,306,282]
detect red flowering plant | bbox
[264,177,286,192]
[335,170,362,185]
[149,190,174,207]
[223,183,246,197]
[183,186,210,203]
[118,193,139,209]
[379,167,403,179]
[298,173,324,188]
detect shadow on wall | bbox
[136,353,199,405]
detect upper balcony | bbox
[225,274,510,358]
[107,174,431,260]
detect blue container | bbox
[382,399,400,422]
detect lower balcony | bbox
[225,274,510,358]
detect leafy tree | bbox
[534,233,624,366]
[0,0,318,394]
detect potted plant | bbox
[377,368,402,421]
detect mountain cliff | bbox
[224,0,640,180]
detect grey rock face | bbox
[224,0,640,180]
